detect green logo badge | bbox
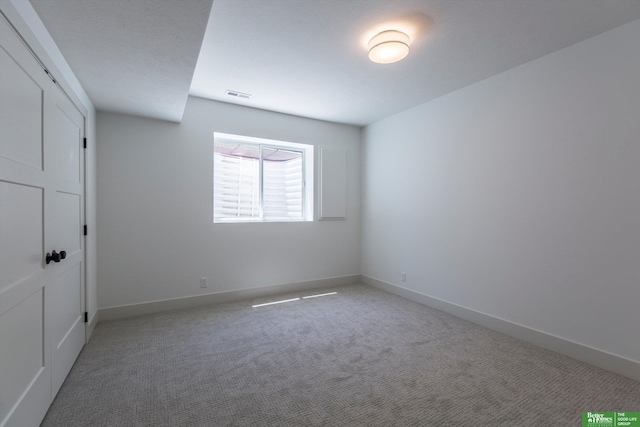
[583,412,640,427]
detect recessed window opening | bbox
[214,133,313,223]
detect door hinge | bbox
[84,225,88,236]
[83,138,87,149]
[84,312,88,323]
[44,68,57,84]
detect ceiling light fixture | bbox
[368,30,410,64]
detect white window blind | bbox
[214,135,311,222]
[213,142,260,219]
[263,147,303,219]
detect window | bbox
[214,133,313,222]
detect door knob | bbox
[46,250,65,264]
[46,250,60,264]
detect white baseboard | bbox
[98,275,360,321]
[361,275,640,382]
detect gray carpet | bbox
[42,284,640,426]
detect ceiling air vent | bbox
[226,90,251,99]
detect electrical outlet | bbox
[200,277,207,288]
[401,272,406,282]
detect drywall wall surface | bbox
[85,107,97,325]
[361,19,640,363]
[97,97,360,308]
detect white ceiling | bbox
[30,0,213,123]
[30,1,640,126]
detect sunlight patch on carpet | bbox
[302,292,337,299]
[252,297,301,308]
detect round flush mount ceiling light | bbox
[368,30,410,64]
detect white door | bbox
[0,14,85,426]
[45,71,85,397]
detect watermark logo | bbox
[583,412,640,427]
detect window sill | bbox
[214,218,313,224]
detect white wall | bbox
[85,108,97,324]
[97,97,361,309]
[362,19,640,364]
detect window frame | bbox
[213,132,313,223]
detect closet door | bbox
[0,15,53,427]
[0,15,85,426]
[45,79,85,397]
